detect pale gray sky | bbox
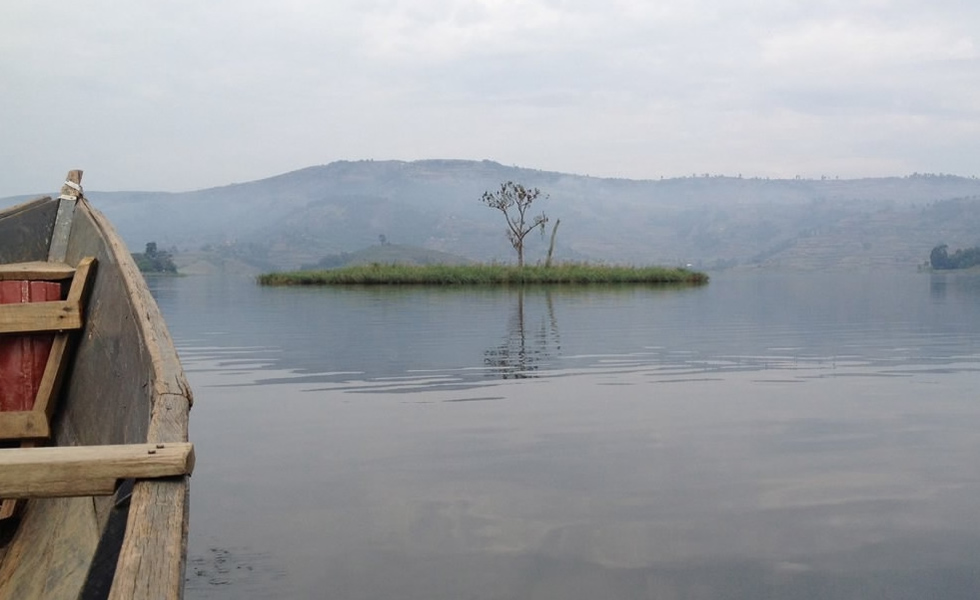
[2,0,979,196]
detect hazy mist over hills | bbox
[5,160,980,273]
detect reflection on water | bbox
[484,289,561,379]
[146,272,980,599]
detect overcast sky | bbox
[2,0,979,196]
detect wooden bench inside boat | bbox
[0,442,195,499]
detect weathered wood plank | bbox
[0,412,50,440]
[65,256,95,304]
[0,262,75,281]
[0,197,58,263]
[30,335,69,427]
[0,443,194,499]
[108,479,188,600]
[62,211,154,448]
[0,496,99,600]
[0,300,81,334]
[48,170,83,262]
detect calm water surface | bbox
[147,271,980,599]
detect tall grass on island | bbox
[258,263,708,286]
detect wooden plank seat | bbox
[0,443,195,499]
[0,261,76,281]
[0,301,84,335]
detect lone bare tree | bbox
[480,181,549,267]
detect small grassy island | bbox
[258,182,708,287]
[257,263,708,286]
[260,182,709,287]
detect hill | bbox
[4,161,980,271]
[299,244,472,270]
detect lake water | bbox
[148,271,980,599]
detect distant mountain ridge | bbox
[4,160,980,272]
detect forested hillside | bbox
[4,161,980,272]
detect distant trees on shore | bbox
[930,244,980,270]
[133,242,178,273]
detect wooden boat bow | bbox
[0,171,194,599]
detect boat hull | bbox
[0,194,192,599]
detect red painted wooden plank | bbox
[0,280,61,412]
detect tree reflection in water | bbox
[484,288,561,379]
